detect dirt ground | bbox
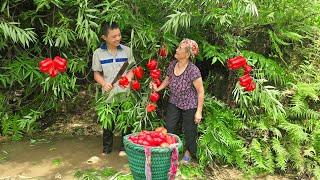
[0,136,130,179]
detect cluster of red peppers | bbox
[145,45,168,112]
[146,59,162,112]
[118,46,167,113]
[227,55,256,92]
[131,66,144,90]
[118,66,144,89]
[118,59,161,113]
[128,127,177,147]
[39,56,68,77]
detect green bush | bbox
[1,0,320,177]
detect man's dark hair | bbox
[101,22,119,36]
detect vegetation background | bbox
[1,0,320,178]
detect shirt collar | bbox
[100,43,122,50]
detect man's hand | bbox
[103,83,113,92]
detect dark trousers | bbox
[102,105,131,153]
[103,128,129,153]
[165,103,198,156]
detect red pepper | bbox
[158,45,167,58]
[48,67,59,77]
[155,127,167,134]
[142,141,151,146]
[128,129,176,147]
[150,132,159,138]
[152,137,163,146]
[150,92,160,102]
[119,76,129,88]
[53,56,67,73]
[165,135,176,144]
[150,69,161,80]
[133,66,144,80]
[243,64,252,74]
[131,80,141,91]
[146,103,157,112]
[153,79,162,87]
[227,57,237,69]
[227,56,247,70]
[39,58,54,73]
[245,82,256,92]
[146,59,158,71]
[239,74,253,87]
[139,131,149,137]
[160,142,169,147]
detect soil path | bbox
[0,136,129,179]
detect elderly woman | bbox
[152,39,204,163]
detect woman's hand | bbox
[194,110,202,124]
[149,82,158,92]
[103,83,113,92]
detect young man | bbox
[92,22,135,157]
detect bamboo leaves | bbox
[43,26,76,47]
[161,11,191,35]
[0,22,37,47]
[34,0,63,11]
[75,1,99,49]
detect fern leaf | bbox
[271,138,288,171]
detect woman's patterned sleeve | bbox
[190,65,201,81]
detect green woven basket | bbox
[123,133,181,180]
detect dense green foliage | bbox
[1,0,320,177]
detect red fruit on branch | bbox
[226,55,255,93]
[39,56,68,78]
[146,59,158,71]
[48,67,59,77]
[159,45,168,58]
[227,56,247,70]
[243,64,252,74]
[239,74,253,87]
[150,92,160,103]
[153,79,162,87]
[133,66,144,80]
[131,80,141,91]
[245,82,256,92]
[39,58,54,73]
[119,76,129,88]
[53,56,67,73]
[146,103,157,112]
[150,69,161,80]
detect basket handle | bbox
[144,146,152,180]
[168,145,179,180]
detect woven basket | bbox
[123,133,181,180]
